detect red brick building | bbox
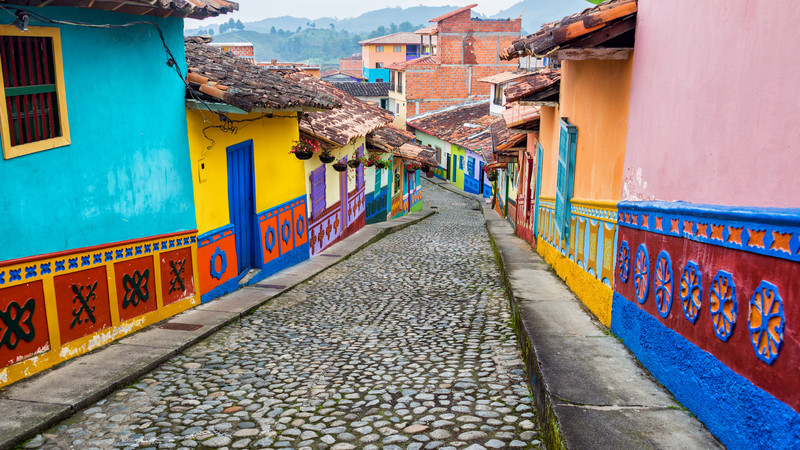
[339,54,363,79]
[387,4,520,126]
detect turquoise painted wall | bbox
[0,8,194,261]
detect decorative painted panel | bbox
[159,248,195,307]
[347,185,366,227]
[0,281,49,369]
[613,201,800,417]
[308,201,342,256]
[197,224,238,296]
[0,230,199,386]
[54,266,111,345]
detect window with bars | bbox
[0,26,69,159]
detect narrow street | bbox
[31,182,541,450]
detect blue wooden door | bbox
[227,140,256,273]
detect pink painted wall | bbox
[623,0,800,208]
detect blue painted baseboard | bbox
[246,243,310,286]
[611,292,800,449]
[200,272,246,303]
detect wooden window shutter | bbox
[555,118,577,241]
[310,165,326,220]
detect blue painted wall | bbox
[363,67,390,82]
[0,8,195,261]
[611,293,800,449]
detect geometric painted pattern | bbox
[748,281,784,365]
[618,241,630,283]
[654,250,673,318]
[634,244,649,304]
[680,261,702,324]
[710,270,737,342]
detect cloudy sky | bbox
[188,0,520,25]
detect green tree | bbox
[235,20,244,30]
[270,26,277,34]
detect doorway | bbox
[226,140,256,273]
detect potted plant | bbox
[347,156,361,169]
[319,149,335,164]
[420,163,430,172]
[363,155,378,167]
[289,137,320,160]
[406,161,421,173]
[486,168,498,181]
[332,162,348,172]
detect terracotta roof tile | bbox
[500,0,637,60]
[429,4,478,23]
[386,55,440,71]
[407,101,506,152]
[185,37,338,112]
[367,124,415,153]
[284,73,393,148]
[358,32,435,46]
[477,70,542,85]
[3,0,236,19]
[504,69,561,103]
[502,105,540,129]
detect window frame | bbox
[393,45,401,52]
[375,45,384,53]
[0,25,70,160]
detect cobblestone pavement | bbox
[28,182,542,450]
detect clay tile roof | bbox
[500,0,637,60]
[358,32,426,45]
[386,55,440,71]
[367,125,415,153]
[283,72,393,148]
[415,25,438,35]
[490,120,525,153]
[477,70,541,85]
[429,3,478,23]
[330,82,389,98]
[2,0,237,19]
[502,105,540,130]
[504,69,561,103]
[407,101,505,152]
[184,37,339,112]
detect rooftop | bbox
[284,72,392,147]
[1,0,236,19]
[500,0,637,60]
[184,37,338,112]
[330,82,390,98]
[477,70,543,85]
[359,32,430,46]
[504,70,561,103]
[385,55,441,71]
[429,3,478,23]
[407,101,503,152]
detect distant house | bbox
[329,82,390,110]
[0,0,235,387]
[386,4,520,127]
[321,69,362,83]
[209,42,256,64]
[478,70,554,117]
[358,32,436,82]
[338,54,363,79]
[407,101,514,199]
[260,60,321,78]
[184,37,338,302]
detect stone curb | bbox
[425,179,721,449]
[0,208,436,450]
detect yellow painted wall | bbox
[559,57,633,201]
[186,109,303,235]
[389,82,407,128]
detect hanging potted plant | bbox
[347,153,362,168]
[319,148,335,164]
[406,161,421,173]
[332,162,348,172]
[362,155,377,167]
[289,137,320,160]
[420,163,430,172]
[486,168,499,181]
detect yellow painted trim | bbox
[572,211,617,224]
[539,196,556,202]
[569,198,619,209]
[0,25,71,160]
[537,239,613,327]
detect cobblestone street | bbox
[29,182,541,450]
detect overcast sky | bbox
[188,1,520,25]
